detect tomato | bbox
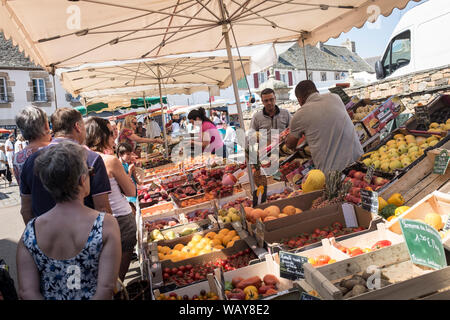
[371,240,392,250]
[317,255,330,265]
[349,248,364,257]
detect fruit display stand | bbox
[387,191,450,242]
[212,253,297,300]
[379,142,450,207]
[359,128,449,178]
[303,242,450,300]
[254,201,381,254]
[405,94,450,132]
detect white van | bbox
[375,0,450,80]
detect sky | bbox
[325,0,428,58]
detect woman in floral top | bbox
[16,141,121,300]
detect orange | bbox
[158,253,165,260]
[222,234,234,246]
[174,243,184,251]
[205,232,217,239]
[191,234,203,243]
[157,245,163,253]
[212,238,222,246]
[219,228,230,236]
[227,230,237,237]
[226,240,235,248]
[214,245,225,250]
[232,235,240,241]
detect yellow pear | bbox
[405,134,415,142]
[429,140,439,147]
[397,145,408,154]
[372,160,381,169]
[378,146,388,153]
[401,157,412,167]
[362,158,372,167]
[394,134,405,140]
[386,140,397,148]
[416,137,427,145]
[389,160,402,170]
[380,162,391,173]
[419,143,429,150]
[429,122,440,129]
[408,146,419,153]
[426,136,438,144]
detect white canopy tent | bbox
[0,0,420,194]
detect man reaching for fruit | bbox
[286,80,363,173]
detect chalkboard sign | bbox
[399,219,447,270]
[364,165,375,184]
[300,292,321,300]
[279,251,309,280]
[414,105,431,127]
[360,189,379,214]
[328,86,350,105]
[433,150,449,175]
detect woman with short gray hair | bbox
[16,141,121,300]
[13,106,52,185]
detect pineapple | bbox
[310,171,351,209]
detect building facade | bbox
[0,33,82,130]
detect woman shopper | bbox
[16,141,121,300]
[118,115,163,152]
[187,107,225,158]
[14,134,25,153]
[14,106,52,185]
[85,117,138,282]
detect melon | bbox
[302,169,326,193]
[282,205,296,216]
[264,205,280,217]
[251,208,265,221]
[424,213,443,231]
[263,216,277,222]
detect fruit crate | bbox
[379,141,450,207]
[153,275,219,300]
[359,127,449,177]
[405,94,450,132]
[304,242,450,300]
[360,95,406,136]
[140,201,176,219]
[211,253,295,300]
[256,202,381,254]
[387,191,450,241]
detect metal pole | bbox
[52,70,58,110]
[222,23,256,194]
[157,66,169,158]
[302,37,309,79]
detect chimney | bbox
[342,38,356,53]
[316,41,324,51]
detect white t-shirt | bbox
[5,140,14,159]
[223,126,237,146]
[289,92,363,173]
[172,122,180,133]
[15,141,24,153]
[146,120,162,138]
[0,150,7,171]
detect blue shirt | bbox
[122,162,137,203]
[20,138,111,217]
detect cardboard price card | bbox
[279,251,309,281]
[399,219,447,270]
[364,165,375,184]
[300,292,321,300]
[433,150,449,175]
[360,189,379,214]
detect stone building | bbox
[0,32,82,130]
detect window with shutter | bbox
[32,78,47,102]
[275,71,280,80]
[288,72,293,86]
[253,73,259,88]
[0,78,7,102]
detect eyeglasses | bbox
[88,166,95,177]
[132,121,137,125]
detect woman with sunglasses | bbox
[85,117,137,283]
[16,141,121,300]
[119,115,163,152]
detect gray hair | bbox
[34,140,88,203]
[15,106,48,141]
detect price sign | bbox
[433,150,449,175]
[443,217,450,232]
[328,86,350,105]
[360,189,379,214]
[238,204,248,231]
[364,165,375,184]
[399,219,447,270]
[414,105,431,127]
[253,185,267,207]
[279,251,309,280]
[345,96,360,110]
[300,292,321,300]
[255,219,265,248]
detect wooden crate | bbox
[304,242,450,300]
[379,141,450,207]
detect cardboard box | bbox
[253,190,324,232]
[387,191,450,237]
[304,242,450,300]
[213,253,294,300]
[260,203,381,253]
[361,95,406,136]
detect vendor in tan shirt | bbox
[286,80,363,174]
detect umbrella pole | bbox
[222,24,256,195]
[302,37,309,79]
[157,67,169,159]
[51,70,58,110]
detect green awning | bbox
[127,97,167,109]
[87,102,109,114]
[75,106,87,115]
